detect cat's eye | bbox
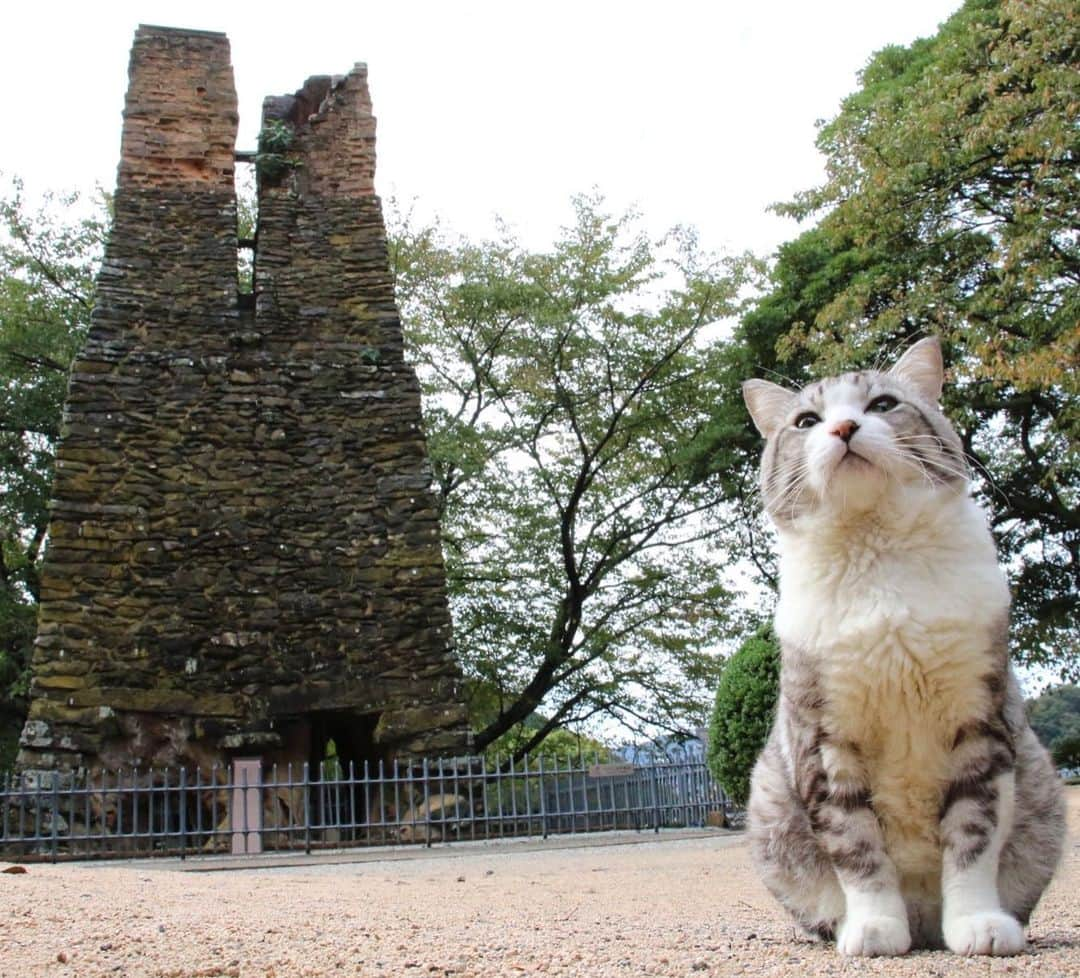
[867,395,899,413]
[794,412,821,430]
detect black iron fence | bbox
[1,755,730,862]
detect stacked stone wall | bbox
[18,25,468,777]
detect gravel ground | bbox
[2,788,1077,978]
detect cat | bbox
[740,336,1064,957]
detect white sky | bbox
[3,0,960,256]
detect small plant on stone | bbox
[256,120,301,184]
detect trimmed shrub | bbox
[706,624,780,806]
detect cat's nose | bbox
[831,419,859,443]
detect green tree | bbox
[705,624,780,806]
[0,179,105,764]
[748,0,1078,675]
[483,720,613,765]
[1027,683,1080,751]
[392,194,756,757]
[1052,733,1080,772]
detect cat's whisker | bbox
[961,452,1013,510]
[890,443,970,488]
[754,365,807,390]
[888,436,974,487]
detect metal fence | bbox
[0,754,730,862]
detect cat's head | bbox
[742,337,967,524]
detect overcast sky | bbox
[4,0,961,256]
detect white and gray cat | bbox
[742,337,1064,957]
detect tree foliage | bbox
[0,179,105,727]
[752,0,1078,674]
[1027,683,1080,753]
[1052,733,1080,772]
[705,624,780,806]
[392,194,756,756]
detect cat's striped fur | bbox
[741,337,1064,956]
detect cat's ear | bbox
[742,379,797,439]
[890,336,944,403]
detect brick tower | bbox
[17,26,469,780]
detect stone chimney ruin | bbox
[17,25,470,780]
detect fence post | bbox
[231,757,263,855]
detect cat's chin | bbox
[813,453,889,512]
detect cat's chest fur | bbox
[776,492,1009,775]
[775,492,1009,872]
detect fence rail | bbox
[1,755,730,862]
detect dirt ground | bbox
[1,788,1077,978]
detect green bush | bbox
[1052,733,1080,772]
[706,624,781,806]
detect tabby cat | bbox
[741,337,1064,956]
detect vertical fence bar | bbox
[303,763,312,855]
[79,773,90,858]
[32,775,42,850]
[350,760,358,845]
[436,756,445,841]
[479,753,489,841]
[451,758,460,843]
[196,767,205,851]
[376,759,385,845]
[179,768,188,860]
[17,773,28,851]
[207,766,216,851]
[495,754,506,839]
[582,754,591,834]
[508,754,518,837]
[392,759,401,845]
[522,754,533,837]
[1,773,9,851]
[49,776,59,863]
[130,767,139,852]
[421,758,431,848]
[114,769,123,843]
[287,764,295,851]
[650,762,661,834]
[538,755,548,840]
[266,763,276,851]
[464,759,477,843]
[147,767,155,855]
[66,775,76,858]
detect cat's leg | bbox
[749,739,845,940]
[758,670,910,956]
[940,720,1024,956]
[808,740,911,956]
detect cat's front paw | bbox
[837,914,911,957]
[944,911,1025,956]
